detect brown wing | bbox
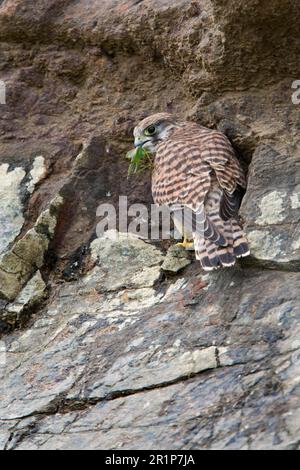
[199,130,246,221]
[200,131,246,190]
[151,124,245,243]
[152,137,211,208]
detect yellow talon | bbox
[175,237,194,249]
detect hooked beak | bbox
[134,138,151,148]
[134,141,143,148]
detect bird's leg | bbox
[175,236,194,249]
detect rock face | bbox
[0,194,62,303]
[0,0,299,450]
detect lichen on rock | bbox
[0,0,300,451]
[0,195,63,303]
[0,163,26,256]
[161,245,191,273]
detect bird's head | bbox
[133,113,180,154]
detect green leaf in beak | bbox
[126,146,153,176]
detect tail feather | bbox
[231,220,250,258]
[194,219,250,271]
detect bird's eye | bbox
[144,125,156,136]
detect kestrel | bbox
[133,113,250,270]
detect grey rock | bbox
[241,144,300,269]
[0,259,299,449]
[86,231,164,292]
[3,271,46,325]
[0,157,48,258]
[161,245,191,273]
[89,346,218,399]
[0,195,63,302]
[0,0,300,452]
[0,164,25,256]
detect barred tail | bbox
[194,219,250,271]
[231,219,250,258]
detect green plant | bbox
[126,147,154,176]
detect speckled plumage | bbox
[133,113,250,270]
